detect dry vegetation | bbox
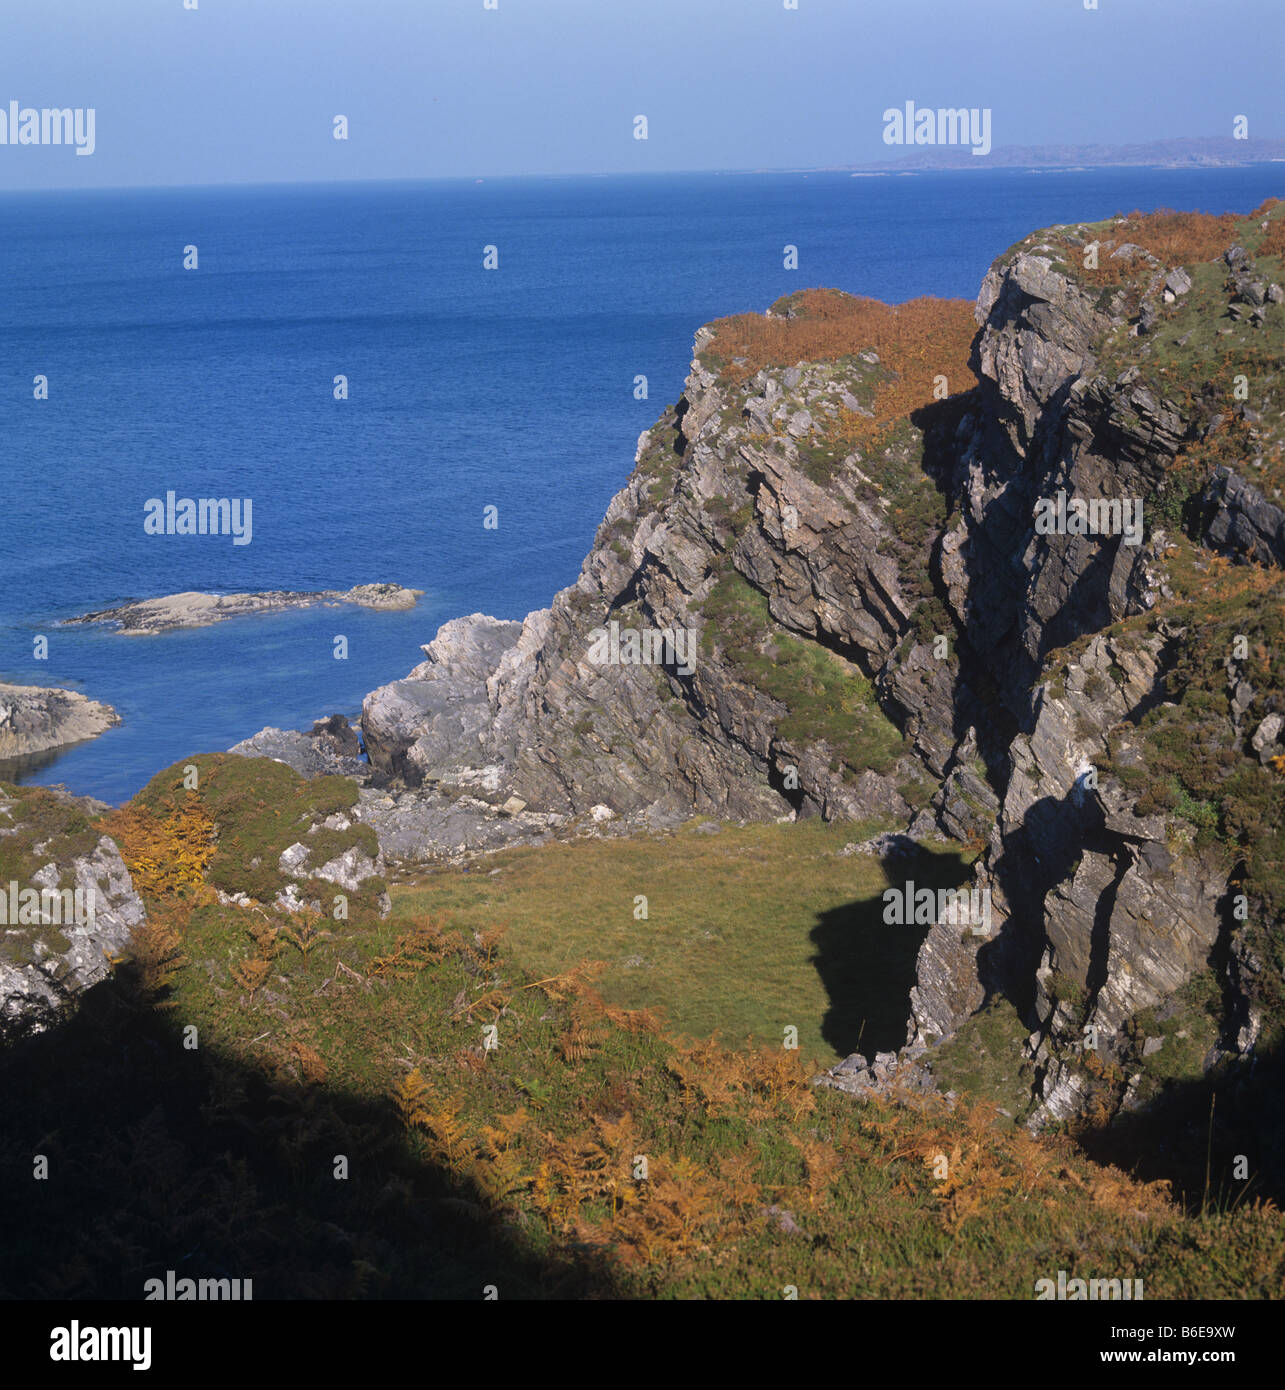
[702,288,979,446]
[1080,207,1243,284]
[383,926,1281,1291]
[101,796,217,900]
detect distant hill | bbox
[839,135,1285,172]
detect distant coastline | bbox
[830,135,1285,175]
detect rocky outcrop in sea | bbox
[0,682,120,761]
[64,582,423,634]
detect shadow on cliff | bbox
[810,843,973,1058]
[1077,867,1285,1209]
[905,391,1023,790]
[1075,1039,1285,1213]
[978,777,1126,1025]
[980,783,1285,1208]
[0,973,620,1300]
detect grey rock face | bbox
[908,916,989,1046]
[354,787,565,866]
[359,349,958,856]
[814,1046,938,1099]
[362,615,524,786]
[1164,266,1193,298]
[229,715,369,780]
[908,225,1271,1127]
[0,824,144,1031]
[275,838,389,917]
[1201,467,1285,567]
[1251,712,1284,763]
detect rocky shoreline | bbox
[226,711,651,869]
[62,582,423,634]
[0,682,120,761]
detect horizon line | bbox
[3,156,1284,198]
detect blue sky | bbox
[1,0,1282,188]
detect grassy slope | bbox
[3,758,1282,1299]
[392,816,971,1065]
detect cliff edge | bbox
[356,199,1285,1132]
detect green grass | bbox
[1126,970,1223,1104]
[392,816,951,1065]
[927,998,1038,1125]
[700,569,907,777]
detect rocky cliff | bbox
[356,200,1285,1131]
[362,294,979,835]
[0,784,144,1030]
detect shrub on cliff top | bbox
[1112,208,1240,265]
[1074,207,1242,288]
[701,291,978,432]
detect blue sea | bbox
[1,167,1280,804]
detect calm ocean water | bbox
[1,167,1280,803]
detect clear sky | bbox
[0,0,1281,189]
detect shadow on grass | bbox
[0,967,621,1300]
[810,844,974,1058]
